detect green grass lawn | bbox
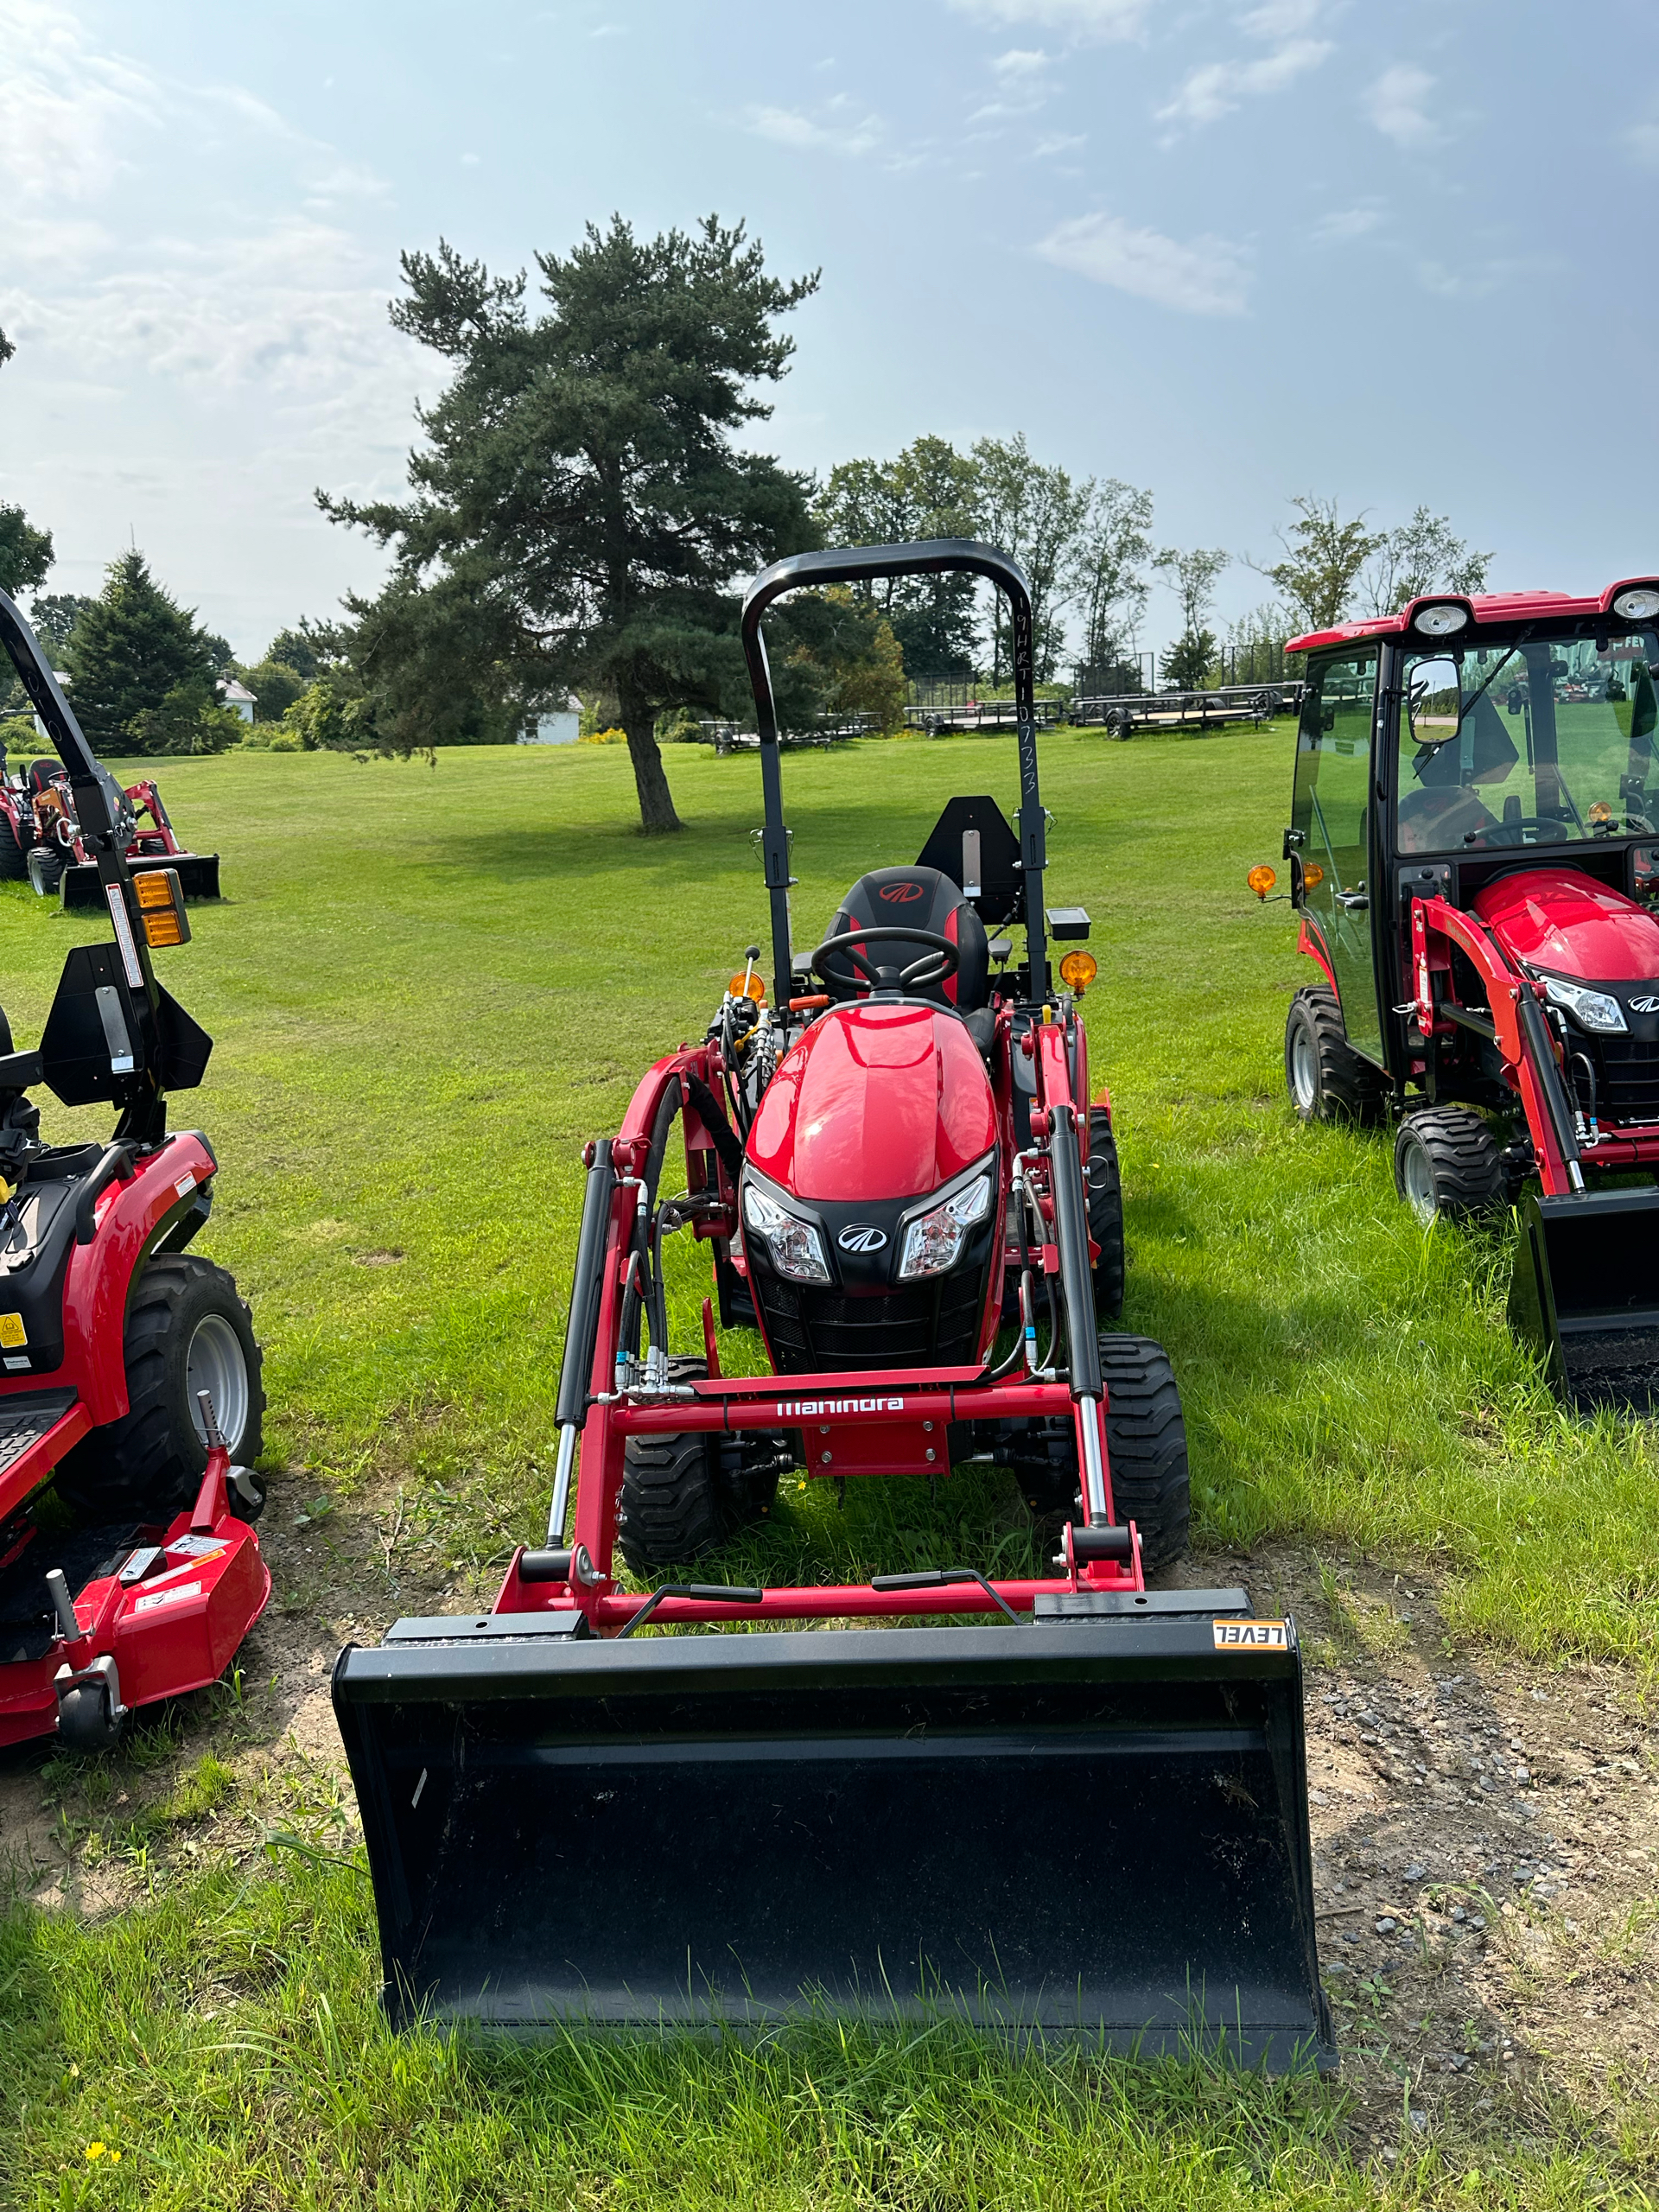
[4,726,1658,2208]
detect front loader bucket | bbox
[1510,1186,1659,1409]
[61,852,219,911]
[333,1599,1333,2068]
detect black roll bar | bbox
[741,540,1044,1011]
[0,588,168,1138]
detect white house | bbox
[519,696,581,745]
[219,678,257,724]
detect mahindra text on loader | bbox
[1252,578,1659,1408]
[335,542,1328,2064]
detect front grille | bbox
[1586,1036,1659,1124]
[755,1268,987,1373]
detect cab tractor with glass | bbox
[1250,578,1659,1408]
[334,540,1329,2069]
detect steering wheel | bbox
[810,925,960,996]
[1470,817,1569,849]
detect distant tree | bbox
[0,327,13,369]
[1153,544,1229,689]
[201,632,236,675]
[266,622,332,683]
[0,507,53,602]
[1069,478,1154,687]
[28,593,94,657]
[62,550,216,751]
[1223,601,1294,685]
[972,434,1090,684]
[1362,506,1492,616]
[1253,494,1382,632]
[815,436,981,678]
[231,659,304,722]
[321,216,820,828]
[772,586,906,733]
[126,676,245,756]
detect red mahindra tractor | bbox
[1253,578,1659,1407]
[334,543,1326,2067]
[0,591,264,1751]
[2,745,221,908]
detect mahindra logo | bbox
[878,881,925,904]
[1631,995,1659,1014]
[837,1224,887,1253]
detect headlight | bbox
[899,1171,994,1282]
[1542,974,1627,1033]
[1412,601,1470,637]
[1611,586,1659,623]
[742,1183,830,1283]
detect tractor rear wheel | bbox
[1099,1333,1190,1573]
[53,1255,264,1522]
[1284,986,1383,1125]
[616,1355,782,1573]
[1086,1106,1125,1319]
[1394,1109,1503,1226]
[0,811,27,881]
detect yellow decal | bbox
[0,1314,26,1349]
[1212,1618,1288,1650]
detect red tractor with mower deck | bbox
[1,742,221,909]
[0,591,264,1751]
[334,543,1327,2064]
[1254,578,1659,1407]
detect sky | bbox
[3,0,1655,664]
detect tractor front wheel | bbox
[1284,986,1382,1125]
[1394,1109,1503,1226]
[1099,1333,1190,1573]
[616,1356,782,1572]
[1086,1106,1125,1319]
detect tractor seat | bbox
[823,867,993,1040]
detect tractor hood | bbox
[1473,868,1659,985]
[747,1001,996,1203]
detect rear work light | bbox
[133,868,190,948]
[1611,587,1659,623]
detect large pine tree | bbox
[64,551,214,751]
[322,216,819,831]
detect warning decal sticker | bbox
[0,1313,26,1348]
[1212,1618,1288,1650]
[132,1580,202,1614]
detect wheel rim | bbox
[186,1313,250,1449]
[1400,1135,1439,1225]
[1289,1022,1319,1110]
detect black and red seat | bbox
[823,865,995,1050]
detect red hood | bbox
[746,1002,996,1202]
[1473,868,1659,983]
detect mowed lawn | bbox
[3,726,1658,2209]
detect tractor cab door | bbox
[1290,647,1383,1065]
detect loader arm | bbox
[1411,894,1584,1195]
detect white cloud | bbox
[993,47,1052,75]
[1239,0,1322,34]
[949,0,1148,42]
[1366,63,1436,147]
[744,103,881,156]
[1313,204,1383,242]
[1035,211,1250,315]
[1157,37,1330,128]
[1033,130,1086,156]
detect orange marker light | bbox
[729,970,766,1005]
[1058,950,1097,995]
[1302,864,1324,888]
[134,868,190,947]
[1247,865,1277,900]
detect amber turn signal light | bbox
[1303,864,1324,887]
[1058,950,1097,995]
[134,867,190,948]
[1247,865,1276,900]
[729,969,765,1004]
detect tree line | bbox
[0,224,1492,831]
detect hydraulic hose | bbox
[549,1141,615,1541]
[1516,988,1586,1192]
